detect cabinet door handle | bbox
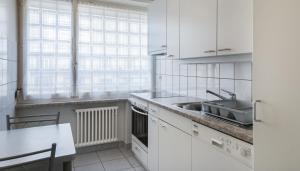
[204,50,216,53]
[193,130,199,135]
[253,100,262,122]
[218,48,232,52]
[167,54,174,58]
[160,124,167,128]
[211,139,223,148]
[161,45,167,48]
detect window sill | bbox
[16,96,129,109]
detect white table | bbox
[0,123,76,171]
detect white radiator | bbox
[75,106,118,147]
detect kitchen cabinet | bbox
[192,123,253,171]
[166,0,180,59]
[179,0,252,59]
[158,120,191,171]
[253,1,300,170]
[217,0,253,55]
[148,115,159,171]
[180,0,218,58]
[148,0,167,53]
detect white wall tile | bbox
[172,76,180,96]
[220,63,234,79]
[188,77,197,97]
[165,59,173,75]
[235,80,252,104]
[173,60,180,76]
[179,76,188,96]
[180,64,188,76]
[207,78,220,100]
[235,62,252,80]
[197,77,207,99]
[188,64,197,77]
[207,64,220,78]
[197,64,207,77]
[220,79,235,99]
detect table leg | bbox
[63,161,72,171]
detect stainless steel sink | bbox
[173,102,202,112]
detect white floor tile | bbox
[102,158,132,171]
[127,156,141,167]
[97,149,124,162]
[119,147,134,158]
[73,152,100,167]
[134,166,146,171]
[74,163,105,171]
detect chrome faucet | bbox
[206,89,237,101]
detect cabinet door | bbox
[180,0,217,58]
[217,0,253,55]
[159,120,191,171]
[148,115,159,171]
[148,0,167,53]
[166,0,180,59]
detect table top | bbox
[0,123,76,169]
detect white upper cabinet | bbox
[166,0,180,59]
[180,0,218,59]
[217,0,253,55]
[148,0,167,53]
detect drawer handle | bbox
[167,54,174,58]
[211,139,223,148]
[204,50,216,53]
[218,48,232,52]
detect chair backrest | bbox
[0,143,56,171]
[6,112,60,130]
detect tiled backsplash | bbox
[0,0,17,130]
[155,57,252,105]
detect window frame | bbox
[20,0,150,101]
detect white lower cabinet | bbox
[148,115,159,171]
[158,120,191,171]
[132,140,148,169]
[192,123,253,171]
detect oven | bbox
[131,105,148,147]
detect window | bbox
[23,0,150,100]
[24,0,73,99]
[77,3,150,97]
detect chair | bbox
[6,112,60,130]
[0,143,56,171]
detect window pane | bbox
[77,4,149,97]
[24,0,72,99]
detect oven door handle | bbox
[131,106,148,116]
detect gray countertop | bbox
[131,93,253,144]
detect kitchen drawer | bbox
[149,104,192,135]
[132,139,148,169]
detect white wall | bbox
[0,0,18,130]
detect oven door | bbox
[131,105,148,147]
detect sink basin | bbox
[173,102,202,112]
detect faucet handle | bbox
[221,89,236,96]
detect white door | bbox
[217,0,253,55]
[253,0,300,170]
[148,115,159,171]
[166,0,180,59]
[192,131,252,171]
[158,120,191,171]
[148,0,167,53]
[180,0,217,58]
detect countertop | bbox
[131,93,253,144]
